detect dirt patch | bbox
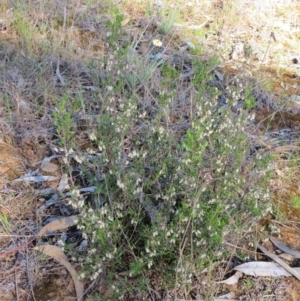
[0,140,24,188]
[278,227,300,257]
[226,276,287,301]
[33,270,76,301]
[255,108,300,131]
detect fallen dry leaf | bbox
[12,175,60,183]
[279,253,295,261]
[40,155,60,173]
[270,236,300,259]
[217,271,242,285]
[34,245,84,301]
[233,261,300,277]
[37,215,77,236]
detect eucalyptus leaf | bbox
[270,237,300,259]
[234,261,300,277]
[12,175,59,183]
[37,216,78,236]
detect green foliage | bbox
[107,12,129,54]
[244,278,253,289]
[0,213,11,233]
[13,15,35,53]
[292,196,300,208]
[107,13,124,43]
[161,64,180,89]
[192,57,219,92]
[52,94,76,147]
[124,52,162,88]
[244,86,257,109]
[159,8,180,34]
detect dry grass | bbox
[119,0,300,100]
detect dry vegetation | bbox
[0,0,300,300]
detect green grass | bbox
[0,213,11,233]
[292,196,300,208]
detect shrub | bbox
[51,10,271,300]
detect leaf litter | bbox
[257,244,300,280]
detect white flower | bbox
[153,39,162,47]
[117,180,125,190]
[89,132,97,141]
[186,41,195,49]
[148,260,153,268]
[173,23,183,28]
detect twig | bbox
[56,59,65,86]
[78,278,98,301]
[14,266,19,301]
[0,237,36,257]
[0,234,36,238]
[25,238,37,301]
[258,32,274,71]
[63,4,67,33]
[147,286,161,301]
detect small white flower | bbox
[71,189,80,198]
[153,39,162,47]
[186,41,195,49]
[117,180,125,190]
[89,132,97,141]
[148,260,153,268]
[173,23,183,28]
